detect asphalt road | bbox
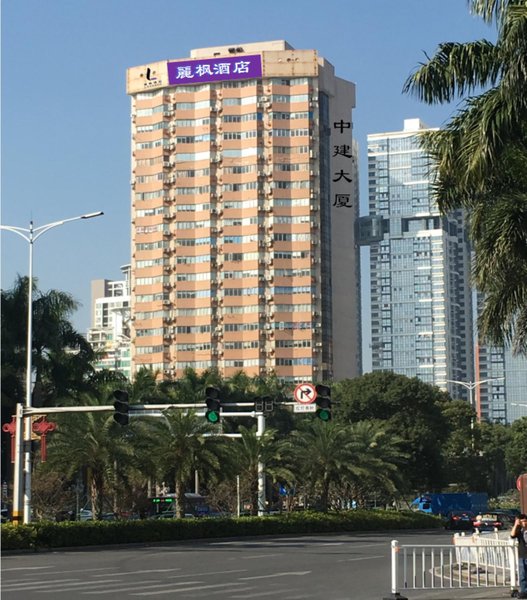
[1,530,516,600]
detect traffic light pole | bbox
[257,413,266,517]
[12,403,266,521]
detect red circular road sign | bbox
[294,383,317,404]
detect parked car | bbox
[473,511,512,531]
[444,510,476,530]
[148,511,194,519]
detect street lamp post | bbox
[0,211,103,523]
[446,378,505,422]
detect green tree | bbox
[1,276,96,410]
[341,420,409,507]
[505,416,527,475]
[283,420,350,512]
[146,409,224,518]
[230,425,292,515]
[46,390,134,519]
[334,372,450,491]
[282,419,408,511]
[403,0,527,351]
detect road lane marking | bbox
[2,579,81,590]
[239,571,311,580]
[239,554,283,560]
[338,554,385,562]
[319,542,344,546]
[92,568,181,577]
[231,589,298,599]
[83,581,203,595]
[131,582,247,596]
[2,566,53,571]
[6,579,119,592]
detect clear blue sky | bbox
[1,0,495,362]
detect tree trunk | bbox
[90,470,104,520]
[175,477,184,518]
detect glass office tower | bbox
[126,41,361,382]
[360,119,473,393]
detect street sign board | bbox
[293,404,317,413]
[294,383,317,404]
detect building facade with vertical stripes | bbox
[126,41,361,383]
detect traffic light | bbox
[205,386,221,423]
[315,384,331,421]
[262,396,274,413]
[112,390,130,426]
[254,396,274,414]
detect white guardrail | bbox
[384,532,519,599]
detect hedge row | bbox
[1,510,441,551]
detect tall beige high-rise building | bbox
[126,41,361,383]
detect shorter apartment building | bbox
[87,265,132,380]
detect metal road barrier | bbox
[383,536,519,600]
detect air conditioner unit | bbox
[261,96,269,102]
[316,342,323,347]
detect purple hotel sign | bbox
[167,54,262,86]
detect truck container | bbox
[411,492,488,516]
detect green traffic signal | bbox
[315,384,331,421]
[205,387,221,423]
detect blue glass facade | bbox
[364,119,473,392]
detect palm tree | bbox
[46,391,134,519]
[1,275,96,409]
[283,420,351,512]
[341,421,408,507]
[403,0,527,352]
[283,419,408,511]
[146,409,224,518]
[230,425,292,515]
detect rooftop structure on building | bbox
[126,40,361,383]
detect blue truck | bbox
[411,492,488,516]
